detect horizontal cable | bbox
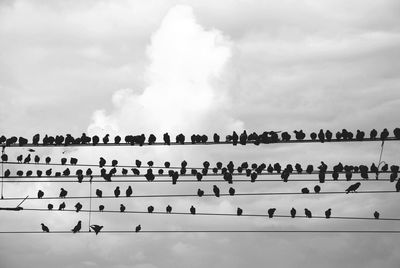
[1,190,398,201]
[0,178,393,183]
[0,230,400,234]
[3,137,399,148]
[19,208,400,221]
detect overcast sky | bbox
[1,0,400,267]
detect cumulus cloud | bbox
[88,5,242,137]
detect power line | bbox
[19,208,400,221]
[0,230,400,234]
[1,190,398,201]
[3,136,400,148]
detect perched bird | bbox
[135,159,142,168]
[103,134,110,144]
[325,208,331,219]
[306,165,314,174]
[301,188,310,194]
[114,187,120,197]
[4,169,10,178]
[213,185,220,197]
[370,129,378,139]
[396,180,400,192]
[314,185,321,194]
[1,153,8,162]
[96,189,102,198]
[47,204,53,210]
[345,182,361,193]
[147,206,154,213]
[59,188,68,198]
[32,134,40,145]
[294,130,306,140]
[71,221,82,233]
[99,157,106,168]
[304,208,312,218]
[135,224,141,232]
[45,156,51,164]
[23,154,31,164]
[92,135,100,146]
[190,205,196,215]
[34,155,40,164]
[70,157,78,165]
[228,187,235,196]
[374,211,380,219]
[290,208,296,218]
[163,133,171,145]
[114,136,121,144]
[41,223,49,233]
[166,205,172,213]
[75,202,82,212]
[131,168,140,175]
[122,168,128,175]
[268,208,276,218]
[99,205,105,212]
[61,158,67,165]
[111,160,118,167]
[16,170,23,177]
[37,190,44,199]
[126,186,133,197]
[237,207,243,216]
[380,128,389,140]
[58,202,66,210]
[17,154,23,163]
[90,224,103,235]
[197,189,204,197]
[120,204,126,212]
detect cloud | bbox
[88,5,243,137]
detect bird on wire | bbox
[345,182,361,193]
[90,224,103,235]
[41,223,49,233]
[72,221,82,233]
[290,208,296,218]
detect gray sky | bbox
[1,0,400,267]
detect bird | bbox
[103,134,110,144]
[33,155,40,164]
[70,157,78,165]
[163,132,171,145]
[147,206,154,213]
[114,186,120,197]
[99,205,105,212]
[131,168,140,175]
[96,189,102,198]
[380,128,389,140]
[304,208,312,218]
[345,182,361,193]
[325,208,331,219]
[47,204,53,210]
[92,135,100,146]
[75,202,82,212]
[126,186,133,197]
[59,188,68,198]
[301,187,310,194]
[61,157,67,165]
[135,224,141,232]
[71,221,82,233]
[41,223,49,233]
[45,156,51,164]
[58,202,66,210]
[4,169,10,178]
[1,153,8,162]
[23,154,31,164]
[228,187,235,196]
[17,154,23,163]
[32,134,40,145]
[396,180,400,192]
[114,136,121,144]
[190,205,196,215]
[237,207,243,216]
[120,204,126,212]
[374,211,380,219]
[268,208,276,218]
[166,205,172,213]
[90,224,103,235]
[197,189,204,197]
[16,170,23,177]
[290,208,296,218]
[37,190,44,199]
[213,185,220,197]
[370,129,378,139]
[314,185,321,194]
[99,157,106,168]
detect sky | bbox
[1,0,400,267]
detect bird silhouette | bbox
[126,186,133,197]
[145,169,155,182]
[306,165,314,174]
[72,221,82,233]
[396,180,400,192]
[75,202,82,212]
[70,157,78,165]
[345,182,361,193]
[4,169,10,178]
[374,211,380,219]
[228,187,235,196]
[61,157,67,165]
[103,134,109,144]
[92,135,100,145]
[135,224,141,232]
[131,168,140,175]
[16,170,23,177]
[47,204,53,210]
[290,208,296,218]
[213,185,220,197]
[163,133,170,145]
[32,134,40,145]
[90,224,103,235]
[96,189,102,198]
[325,208,331,219]
[314,185,321,194]
[41,223,49,233]
[301,188,310,194]
[166,205,172,213]
[45,156,51,164]
[99,205,104,212]
[59,188,68,198]
[37,190,44,199]
[380,128,389,140]
[99,157,106,168]
[58,202,66,210]
[147,206,154,213]
[114,135,121,144]
[370,129,378,139]
[197,189,204,197]
[190,205,196,215]
[111,160,118,167]
[114,187,120,197]
[268,208,276,218]
[17,155,23,163]
[120,204,126,212]
[304,208,312,218]
[236,207,243,216]
[1,153,8,162]
[23,154,31,164]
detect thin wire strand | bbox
[19,208,400,221]
[0,230,400,234]
[3,136,399,148]
[1,190,398,201]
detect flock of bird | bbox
[40,221,141,234]
[1,127,400,147]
